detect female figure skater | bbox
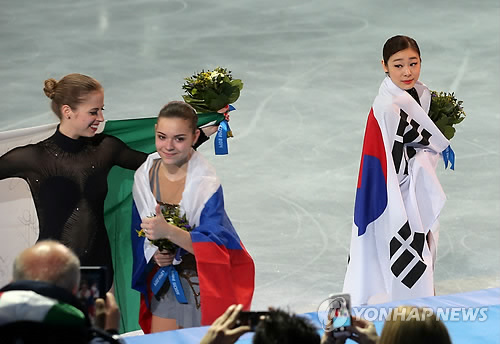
[0,74,214,290]
[0,74,147,289]
[343,35,451,305]
[131,101,254,332]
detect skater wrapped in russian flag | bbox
[131,101,254,333]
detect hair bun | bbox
[43,78,58,99]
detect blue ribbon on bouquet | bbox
[172,246,188,266]
[214,105,235,155]
[150,248,188,304]
[442,145,455,170]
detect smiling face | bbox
[382,48,421,90]
[155,117,200,168]
[61,90,105,138]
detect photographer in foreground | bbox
[203,304,452,344]
[322,306,452,344]
[0,240,120,343]
[201,304,320,344]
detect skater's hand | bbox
[154,250,175,267]
[141,204,175,241]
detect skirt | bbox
[150,266,201,328]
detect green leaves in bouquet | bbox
[182,67,243,113]
[428,91,466,140]
[136,204,193,253]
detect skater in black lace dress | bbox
[0,74,214,289]
[0,74,147,289]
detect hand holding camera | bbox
[321,293,378,344]
[233,311,270,331]
[200,304,252,344]
[322,317,378,344]
[94,292,121,332]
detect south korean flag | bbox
[390,221,428,289]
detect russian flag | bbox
[131,151,255,332]
[190,186,255,325]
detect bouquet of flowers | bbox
[182,67,243,113]
[136,204,193,252]
[428,91,466,140]
[182,67,243,129]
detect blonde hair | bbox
[379,306,452,344]
[43,73,102,119]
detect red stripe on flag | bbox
[138,265,158,334]
[194,241,255,325]
[357,108,387,188]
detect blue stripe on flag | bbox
[354,155,388,236]
[131,201,148,295]
[190,186,243,250]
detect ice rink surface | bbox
[1,0,499,313]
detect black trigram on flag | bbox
[392,110,432,175]
[390,221,427,289]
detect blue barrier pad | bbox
[124,288,500,344]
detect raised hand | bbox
[200,304,251,344]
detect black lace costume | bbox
[0,129,147,288]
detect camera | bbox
[77,266,107,323]
[327,293,352,338]
[234,311,270,331]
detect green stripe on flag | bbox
[103,117,156,332]
[197,112,225,127]
[44,302,86,326]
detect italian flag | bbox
[0,290,86,326]
[0,117,157,332]
[102,117,157,332]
